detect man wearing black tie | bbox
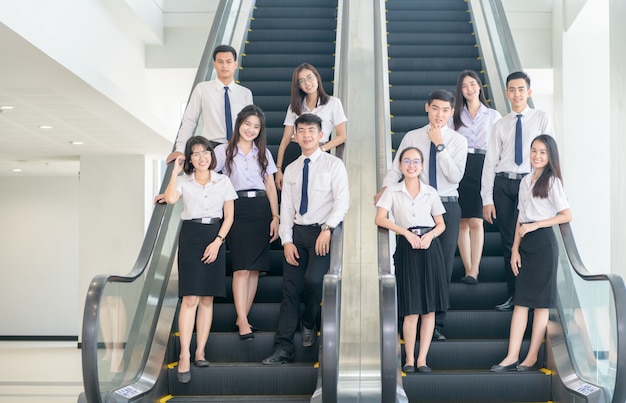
[262,113,349,365]
[167,44,253,163]
[481,71,554,311]
[376,90,468,341]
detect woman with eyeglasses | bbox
[213,105,280,341]
[275,63,347,190]
[159,135,237,383]
[375,146,449,374]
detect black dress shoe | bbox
[402,364,415,373]
[194,359,210,367]
[490,361,519,372]
[495,296,514,311]
[432,328,446,341]
[262,350,294,365]
[177,370,191,383]
[302,325,317,347]
[417,365,432,373]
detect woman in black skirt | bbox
[214,105,280,340]
[375,147,448,374]
[161,136,237,383]
[490,135,571,372]
[450,70,501,284]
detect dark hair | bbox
[427,89,454,107]
[452,70,492,131]
[294,113,323,131]
[398,146,424,165]
[506,71,531,88]
[224,104,270,176]
[290,63,329,116]
[531,135,562,199]
[183,136,217,174]
[213,44,237,61]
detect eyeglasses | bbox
[190,150,211,159]
[297,74,316,86]
[401,158,421,166]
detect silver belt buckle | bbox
[508,173,517,180]
[246,191,255,198]
[468,147,476,154]
[201,217,212,224]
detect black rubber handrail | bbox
[80,1,238,402]
[559,223,626,403]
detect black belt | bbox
[468,148,487,155]
[236,190,266,198]
[440,196,458,203]
[189,217,220,224]
[408,226,434,236]
[496,172,528,180]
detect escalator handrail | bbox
[80,1,239,402]
[559,222,626,403]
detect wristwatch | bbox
[436,144,446,152]
[321,224,335,233]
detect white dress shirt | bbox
[518,175,569,223]
[283,96,347,143]
[279,148,349,244]
[448,104,502,150]
[481,107,554,205]
[376,181,446,228]
[176,171,238,220]
[382,124,468,197]
[213,143,277,191]
[175,80,253,151]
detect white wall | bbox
[0,177,79,336]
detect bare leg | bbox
[520,308,549,367]
[194,296,214,361]
[178,296,200,372]
[467,217,484,278]
[233,271,252,335]
[457,219,472,277]
[417,312,435,367]
[246,271,260,315]
[498,305,529,366]
[402,315,419,367]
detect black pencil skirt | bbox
[514,227,558,308]
[458,153,485,219]
[228,195,272,272]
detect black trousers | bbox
[274,225,330,354]
[435,201,461,329]
[493,176,522,298]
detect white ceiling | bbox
[0,0,216,177]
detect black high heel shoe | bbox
[236,324,255,341]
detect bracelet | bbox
[216,234,225,243]
[277,166,282,171]
[272,214,280,220]
[320,146,326,152]
[432,231,437,238]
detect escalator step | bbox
[166,396,311,402]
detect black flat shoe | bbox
[417,365,432,373]
[177,370,191,383]
[461,276,478,285]
[402,364,415,373]
[490,361,519,372]
[239,332,254,341]
[516,364,537,372]
[495,296,514,311]
[194,359,210,367]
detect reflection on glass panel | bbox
[554,226,615,400]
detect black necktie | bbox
[429,142,438,190]
[299,158,311,215]
[224,86,233,140]
[515,114,523,165]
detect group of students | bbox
[156,45,349,383]
[158,43,572,380]
[374,70,572,374]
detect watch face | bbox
[436,144,445,152]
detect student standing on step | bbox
[213,105,280,341]
[159,136,237,383]
[275,63,347,189]
[481,72,554,311]
[375,147,448,373]
[262,113,349,365]
[490,135,571,372]
[449,70,501,284]
[167,44,253,163]
[376,90,467,342]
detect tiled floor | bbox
[0,342,83,403]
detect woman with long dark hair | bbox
[490,135,572,372]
